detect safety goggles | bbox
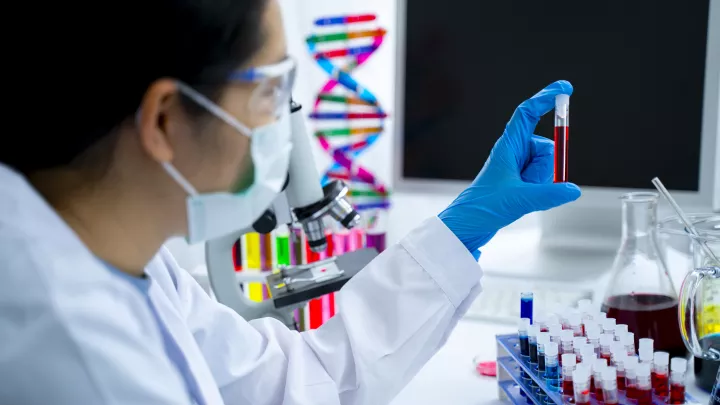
[229,57,297,118]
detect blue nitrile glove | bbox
[438,81,582,259]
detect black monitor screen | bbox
[401,0,710,191]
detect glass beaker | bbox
[673,214,720,393]
[601,193,687,359]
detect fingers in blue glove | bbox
[503,80,573,168]
[521,135,555,184]
[510,182,582,212]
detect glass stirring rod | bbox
[651,177,720,264]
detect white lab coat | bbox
[0,163,483,405]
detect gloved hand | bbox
[438,81,581,259]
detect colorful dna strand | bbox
[306,14,390,211]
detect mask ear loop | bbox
[134,106,200,196]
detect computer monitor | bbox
[394,0,720,249]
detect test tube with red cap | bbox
[554,94,570,182]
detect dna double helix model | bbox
[306,14,390,212]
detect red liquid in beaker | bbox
[601,294,687,359]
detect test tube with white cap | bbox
[593,358,608,400]
[613,351,627,390]
[610,341,626,367]
[518,318,531,357]
[636,363,653,405]
[669,357,687,404]
[560,329,575,364]
[599,334,614,362]
[623,332,636,356]
[613,324,628,341]
[602,367,619,404]
[573,336,587,358]
[580,344,596,364]
[573,366,592,405]
[549,323,563,344]
[625,356,640,398]
[562,353,577,396]
[652,351,670,397]
[528,325,539,364]
[585,324,601,355]
[545,341,561,390]
[638,338,653,365]
[537,332,551,373]
[568,312,583,337]
[554,93,570,183]
[535,313,549,332]
[602,318,616,335]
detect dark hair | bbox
[3,0,267,175]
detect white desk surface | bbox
[391,319,712,405]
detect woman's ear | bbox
[136,79,182,164]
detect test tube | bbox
[554,94,570,183]
[669,357,687,405]
[562,353,577,397]
[613,324,628,341]
[560,330,575,364]
[520,292,533,323]
[537,332,551,373]
[529,325,539,364]
[580,344,596,364]
[535,313,549,332]
[613,352,627,391]
[595,311,607,321]
[599,334,614,362]
[638,339,653,365]
[573,337,588,358]
[549,323,563,344]
[602,367,619,404]
[625,356,640,400]
[623,332,636,356]
[602,318,616,335]
[594,358,608,400]
[568,313,583,337]
[573,366,592,405]
[636,363,653,405]
[652,351,670,397]
[585,324,601,355]
[518,318,531,357]
[545,342,561,390]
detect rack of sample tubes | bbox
[496,299,704,405]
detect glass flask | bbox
[601,193,687,359]
[668,214,720,393]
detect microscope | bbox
[204,99,379,329]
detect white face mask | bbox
[163,82,292,244]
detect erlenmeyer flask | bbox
[601,192,687,358]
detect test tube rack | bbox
[495,334,704,405]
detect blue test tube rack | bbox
[495,334,704,405]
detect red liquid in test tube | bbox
[554,94,570,183]
[669,383,685,404]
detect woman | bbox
[0,0,580,403]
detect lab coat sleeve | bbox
[171,216,482,405]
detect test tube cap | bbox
[537,332,551,345]
[600,334,615,346]
[622,332,635,346]
[614,324,628,336]
[555,94,570,116]
[638,345,653,362]
[568,312,582,326]
[549,323,563,336]
[670,357,687,372]
[528,324,539,337]
[602,318,617,329]
[595,311,607,320]
[637,363,652,378]
[654,351,670,366]
[603,366,618,382]
[561,329,575,341]
[546,341,559,357]
[585,324,601,339]
[573,366,590,383]
[518,318,531,332]
[581,344,596,361]
[547,313,560,326]
[574,337,588,348]
[594,357,608,371]
[562,353,577,366]
[535,313,548,325]
[611,341,625,355]
[638,338,654,352]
